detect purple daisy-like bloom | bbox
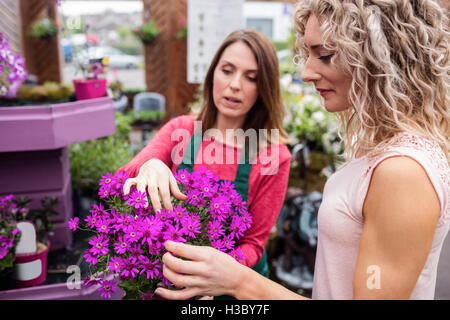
[98,186,110,199]
[99,172,114,188]
[164,224,186,243]
[229,216,246,239]
[138,256,161,280]
[137,216,161,247]
[114,212,134,232]
[124,226,141,243]
[85,213,99,229]
[210,238,225,252]
[127,190,148,209]
[120,256,140,279]
[221,234,235,251]
[113,235,131,254]
[98,280,117,299]
[186,189,204,207]
[181,216,201,239]
[83,251,98,265]
[68,217,79,231]
[156,208,173,224]
[228,247,246,263]
[89,235,109,256]
[89,203,107,217]
[129,243,143,259]
[172,204,188,224]
[209,195,232,221]
[206,220,225,240]
[95,218,111,234]
[240,211,253,230]
[108,256,122,273]
[174,168,190,184]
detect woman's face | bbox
[301,14,352,113]
[213,41,259,125]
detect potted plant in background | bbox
[133,21,160,45]
[28,18,59,40]
[173,18,187,40]
[0,194,55,290]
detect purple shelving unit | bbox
[0,97,116,251]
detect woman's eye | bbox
[319,54,334,61]
[247,76,257,82]
[222,69,232,75]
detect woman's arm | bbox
[353,156,440,299]
[155,241,309,300]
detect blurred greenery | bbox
[69,112,134,198]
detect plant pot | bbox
[12,241,50,289]
[73,79,107,101]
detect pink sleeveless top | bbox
[312,133,450,299]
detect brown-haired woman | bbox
[120,29,291,284]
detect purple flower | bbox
[85,213,99,229]
[164,224,186,243]
[98,280,117,299]
[120,257,140,279]
[181,216,201,238]
[138,256,161,280]
[137,217,161,247]
[108,256,122,273]
[174,169,190,184]
[83,251,98,265]
[228,247,246,263]
[141,291,155,300]
[113,235,130,254]
[95,218,111,234]
[89,235,109,256]
[209,195,232,221]
[127,190,148,209]
[68,217,79,231]
[221,234,235,251]
[206,220,225,240]
[229,216,246,239]
[172,204,188,224]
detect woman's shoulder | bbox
[163,114,196,131]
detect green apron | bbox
[176,129,269,298]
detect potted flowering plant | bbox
[133,21,160,45]
[29,18,59,39]
[69,166,252,299]
[0,195,21,276]
[0,194,52,290]
[0,33,28,99]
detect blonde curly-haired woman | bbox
[155,0,449,300]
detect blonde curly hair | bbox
[293,0,450,162]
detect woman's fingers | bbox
[158,176,173,210]
[147,179,162,212]
[169,175,187,201]
[162,251,205,275]
[155,286,201,300]
[122,177,136,196]
[164,241,210,262]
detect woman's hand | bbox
[155,241,245,300]
[122,159,186,212]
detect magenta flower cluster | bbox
[0,33,28,99]
[68,166,251,300]
[0,195,21,271]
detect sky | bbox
[59,1,143,16]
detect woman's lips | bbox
[317,89,334,97]
[224,96,241,107]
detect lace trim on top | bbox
[363,132,450,226]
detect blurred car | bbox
[75,46,142,69]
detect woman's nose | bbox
[229,74,242,91]
[301,57,321,83]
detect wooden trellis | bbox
[142,0,199,119]
[19,0,63,84]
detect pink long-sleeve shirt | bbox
[120,115,291,268]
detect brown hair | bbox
[197,29,289,147]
